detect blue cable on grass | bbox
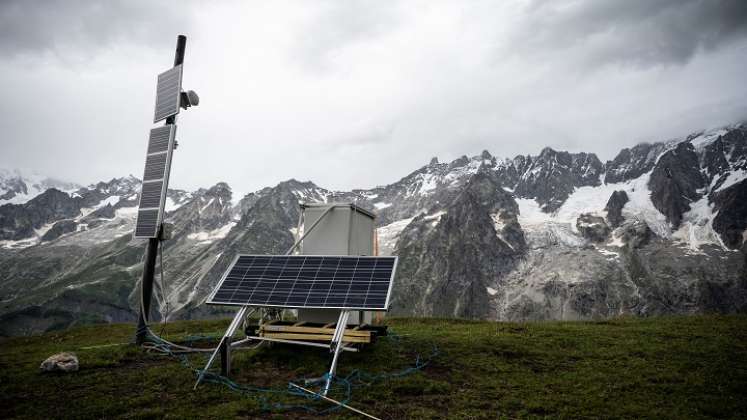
[142,328,439,415]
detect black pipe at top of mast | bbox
[165,35,187,126]
[174,35,186,66]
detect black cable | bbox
[158,239,169,337]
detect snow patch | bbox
[516,198,552,226]
[164,197,184,212]
[374,202,392,210]
[115,206,138,218]
[187,222,236,244]
[100,195,120,207]
[490,212,514,249]
[376,217,414,256]
[0,221,57,249]
[200,198,215,213]
[77,195,121,219]
[671,195,728,252]
[0,168,79,205]
[423,210,445,226]
[689,128,728,151]
[596,247,620,260]
[715,169,746,192]
[417,173,438,195]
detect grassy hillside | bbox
[1,316,746,419]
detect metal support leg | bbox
[194,306,252,389]
[220,339,230,376]
[323,310,350,396]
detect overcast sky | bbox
[1,0,746,194]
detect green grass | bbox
[1,315,746,419]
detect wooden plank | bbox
[292,321,306,327]
[259,325,371,337]
[261,333,370,344]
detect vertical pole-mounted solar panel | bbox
[134,125,176,239]
[153,65,183,123]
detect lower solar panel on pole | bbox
[134,125,176,239]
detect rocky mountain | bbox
[1,122,746,335]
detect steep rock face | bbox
[496,248,637,321]
[625,243,747,315]
[604,190,629,228]
[0,176,147,244]
[616,218,653,249]
[576,214,610,242]
[177,182,302,319]
[605,142,668,183]
[495,213,746,321]
[169,182,234,238]
[392,171,525,318]
[41,220,78,242]
[513,148,603,212]
[0,177,27,201]
[0,189,83,240]
[711,180,747,249]
[353,157,476,226]
[648,142,705,228]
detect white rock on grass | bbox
[40,352,79,372]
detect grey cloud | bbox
[291,1,402,72]
[331,121,397,149]
[0,0,194,57]
[0,2,746,193]
[510,0,747,68]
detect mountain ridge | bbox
[1,122,746,335]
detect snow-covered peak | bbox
[82,175,141,197]
[0,167,80,205]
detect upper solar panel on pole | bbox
[134,125,176,238]
[153,64,183,123]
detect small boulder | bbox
[616,218,653,249]
[40,352,79,373]
[576,213,611,242]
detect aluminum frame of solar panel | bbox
[134,125,176,239]
[206,255,398,311]
[153,64,183,123]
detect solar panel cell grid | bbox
[143,152,168,181]
[207,255,397,310]
[147,126,173,154]
[134,209,159,237]
[138,181,164,209]
[134,125,176,239]
[153,65,183,123]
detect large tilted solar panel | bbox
[134,125,176,239]
[153,64,183,123]
[207,255,398,310]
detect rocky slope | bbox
[1,122,746,335]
